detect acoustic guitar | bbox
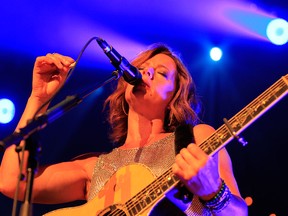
[45,74,288,216]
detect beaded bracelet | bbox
[199,179,232,213]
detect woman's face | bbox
[125,53,177,117]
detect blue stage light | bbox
[0,98,15,124]
[210,47,223,61]
[266,18,288,45]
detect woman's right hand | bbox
[31,53,75,103]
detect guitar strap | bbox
[149,124,196,216]
[174,123,195,154]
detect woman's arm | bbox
[1,155,96,204]
[0,53,93,204]
[172,124,248,215]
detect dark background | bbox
[0,0,287,215]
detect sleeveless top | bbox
[87,133,210,215]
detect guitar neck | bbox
[124,74,288,215]
[200,74,288,156]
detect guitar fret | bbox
[160,172,176,191]
[228,118,243,133]
[200,130,226,155]
[145,195,152,204]
[139,199,147,209]
[216,128,231,144]
[234,113,247,128]
[128,194,146,214]
[154,171,172,194]
[200,141,213,155]
[167,175,178,186]
[129,207,137,215]
[135,203,141,212]
[161,183,168,191]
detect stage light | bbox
[0,98,15,124]
[266,18,288,45]
[210,47,223,61]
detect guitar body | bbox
[44,164,159,216]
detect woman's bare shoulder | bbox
[193,123,215,144]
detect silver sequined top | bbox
[88,133,209,215]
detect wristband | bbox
[199,179,231,213]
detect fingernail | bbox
[69,62,76,68]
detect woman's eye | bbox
[158,72,167,77]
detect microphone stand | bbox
[0,70,120,216]
[17,132,41,216]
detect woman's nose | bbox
[142,68,154,79]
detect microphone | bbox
[96,37,142,85]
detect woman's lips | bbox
[132,81,149,93]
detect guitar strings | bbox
[198,75,287,155]
[232,76,286,128]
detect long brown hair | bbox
[104,43,201,145]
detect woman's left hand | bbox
[172,143,222,201]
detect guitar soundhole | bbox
[99,204,128,216]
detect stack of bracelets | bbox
[200,179,232,213]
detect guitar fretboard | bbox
[123,74,288,216]
[200,74,288,155]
